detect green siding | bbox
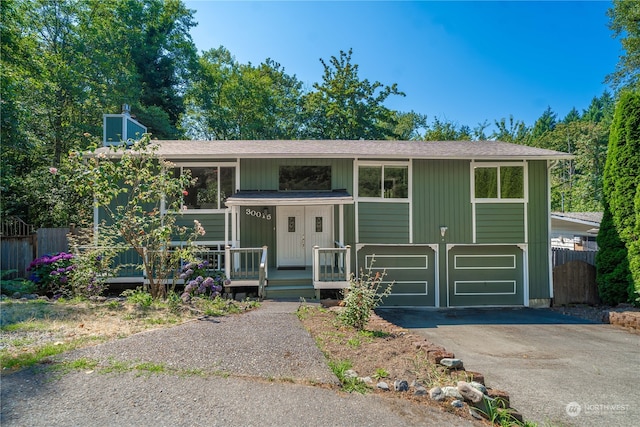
[412,159,472,243]
[175,214,226,241]
[241,158,353,191]
[241,206,276,266]
[527,160,551,299]
[476,203,525,243]
[358,202,409,243]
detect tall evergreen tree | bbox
[606,0,640,92]
[601,91,640,302]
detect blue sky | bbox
[184,1,619,131]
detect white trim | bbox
[364,254,428,270]
[454,280,516,296]
[409,159,413,244]
[470,161,528,203]
[454,254,516,270]
[547,160,554,299]
[382,280,429,296]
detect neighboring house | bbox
[97,111,572,307]
[550,212,601,251]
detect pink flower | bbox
[49,167,58,175]
[182,190,189,196]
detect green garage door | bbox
[447,245,524,306]
[357,245,436,306]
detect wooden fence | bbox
[552,248,597,267]
[551,248,599,306]
[1,217,69,279]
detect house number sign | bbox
[245,208,272,221]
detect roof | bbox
[95,139,573,161]
[226,190,353,206]
[551,212,602,226]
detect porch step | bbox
[263,284,316,299]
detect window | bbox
[358,164,408,199]
[474,165,524,200]
[178,165,236,210]
[279,165,331,191]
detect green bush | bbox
[0,270,37,296]
[339,266,392,330]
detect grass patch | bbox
[328,359,369,394]
[0,337,102,371]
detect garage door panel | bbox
[448,245,523,306]
[358,245,436,306]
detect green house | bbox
[97,114,571,307]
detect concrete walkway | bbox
[377,307,640,427]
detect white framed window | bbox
[471,162,526,202]
[173,163,237,212]
[357,162,409,200]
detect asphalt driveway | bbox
[376,307,640,427]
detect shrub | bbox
[27,252,76,297]
[596,208,633,304]
[178,259,229,302]
[339,267,392,330]
[0,270,37,296]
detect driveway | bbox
[376,307,640,427]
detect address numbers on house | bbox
[245,208,272,221]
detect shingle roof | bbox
[97,139,572,160]
[551,212,603,225]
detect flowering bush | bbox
[339,268,393,331]
[27,252,76,297]
[179,259,230,302]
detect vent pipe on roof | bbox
[122,104,131,116]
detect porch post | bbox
[339,204,344,244]
[231,205,238,247]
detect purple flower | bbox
[185,269,194,276]
[203,277,214,287]
[179,273,187,279]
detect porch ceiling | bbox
[225,190,354,206]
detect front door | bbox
[277,205,333,267]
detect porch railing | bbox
[312,242,351,290]
[224,245,268,297]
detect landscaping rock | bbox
[469,381,487,395]
[413,385,427,396]
[428,386,445,401]
[344,369,358,379]
[442,386,463,399]
[377,381,390,391]
[440,358,464,369]
[360,376,373,384]
[451,399,464,408]
[457,381,484,403]
[394,379,409,392]
[426,349,455,364]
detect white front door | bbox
[277,205,333,267]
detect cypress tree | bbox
[600,91,640,304]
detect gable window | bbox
[474,164,524,200]
[358,164,408,199]
[279,165,331,191]
[176,165,236,210]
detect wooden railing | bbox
[312,242,351,291]
[225,245,268,297]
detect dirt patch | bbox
[298,305,490,425]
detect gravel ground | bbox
[1,301,479,427]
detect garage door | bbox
[447,245,524,307]
[358,245,436,306]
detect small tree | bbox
[66,134,196,299]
